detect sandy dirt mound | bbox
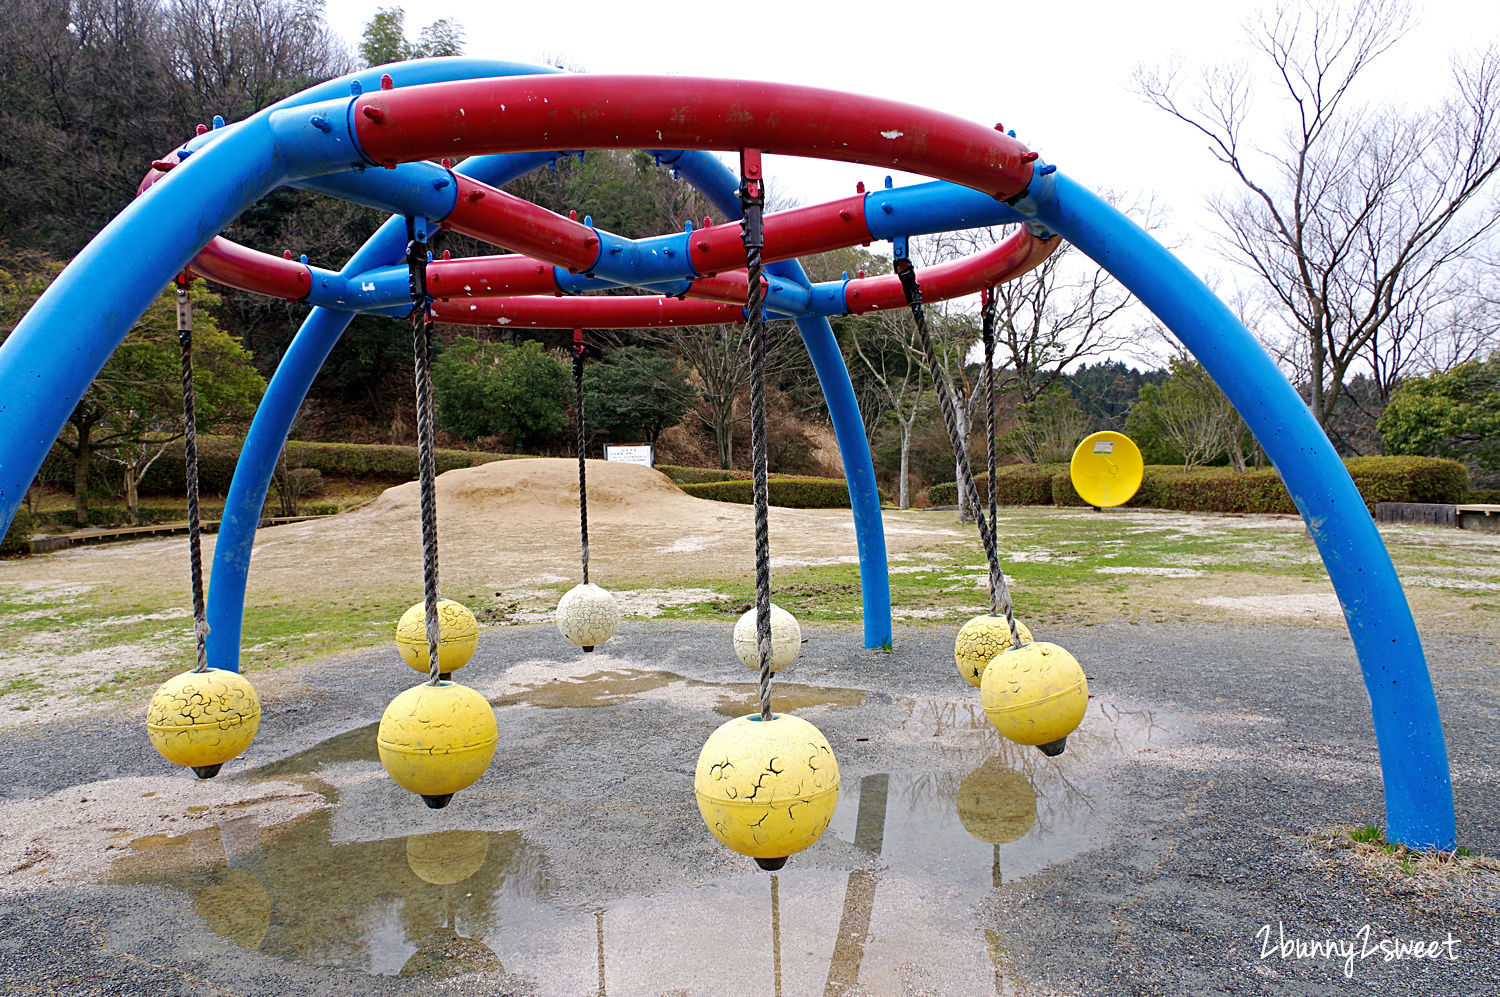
[362,458,705,525]
[234,458,957,600]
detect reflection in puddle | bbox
[106,698,1160,994]
[494,666,866,717]
[109,816,544,979]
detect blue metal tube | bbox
[793,314,893,649]
[1030,173,1454,849]
[860,180,1029,241]
[205,148,555,669]
[0,115,284,531]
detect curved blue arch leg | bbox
[1029,174,1455,849]
[205,307,357,670]
[668,150,893,648]
[208,153,558,671]
[793,315,893,648]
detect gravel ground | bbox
[0,619,1495,996]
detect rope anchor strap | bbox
[573,329,590,585]
[406,220,443,684]
[895,261,1023,648]
[741,149,774,722]
[176,278,210,672]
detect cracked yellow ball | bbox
[555,582,620,650]
[694,713,839,867]
[980,641,1088,749]
[732,603,801,673]
[146,668,260,776]
[378,681,497,807]
[396,600,479,675]
[954,615,1034,687]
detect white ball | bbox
[733,603,801,673]
[556,582,620,649]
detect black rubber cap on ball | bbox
[582,646,595,652]
[422,793,454,809]
[755,856,789,871]
[1037,737,1068,757]
[191,764,223,780]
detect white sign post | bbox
[605,444,654,467]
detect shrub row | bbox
[928,456,1469,514]
[1,508,34,555]
[658,464,809,485]
[39,436,519,497]
[678,477,859,508]
[24,503,344,534]
[927,464,1065,507]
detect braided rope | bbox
[742,163,774,722]
[981,289,999,617]
[573,337,590,585]
[176,280,209,672]
[407,228,442,685]
[896,262,1023,648]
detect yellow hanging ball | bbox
[954,615,1034,688]
[981,641,1088,756]
[406,830,491,885]
[378,681,497,808]
[396,600,479,675]
[694,713,839,870]
[956,757,1038,845]
[732,603,802,673]
[146,668,261,779]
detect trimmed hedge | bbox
[934,456,1469,514]
[658,464,809,485]
[37,436,521,496]
[928,464,1064,507]
[1,508,34,556]
[679,477,859,508]
[1343,456,1470,508]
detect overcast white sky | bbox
[320,0,1499,356]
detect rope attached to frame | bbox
[741,150,775,722]
[981,287,1000,617]
[895,259,1023,648]
[572,329,591,585]
[176,275,210,672]
[406,218,443,686]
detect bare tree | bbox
[1135,0,1500,429]
[635,322,799,470]
[845,310,929,508]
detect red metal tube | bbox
[431,294,743,329]
[844,231,1059,314]
[689,195,873,275]
[189,236,312,301]
[445,174,599,270]
[426,254,559,298]
[353,76,1035,200]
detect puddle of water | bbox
[104,698,1160,995]
[493,666,865,717]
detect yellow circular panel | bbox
[1069,431,1143,508]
